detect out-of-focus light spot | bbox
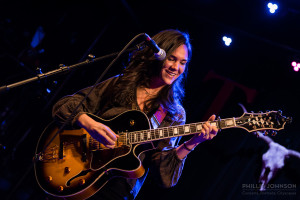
[30,26,45,48]
[0,144,6,150]
[222,36,232,46]
[291,61,300,72]
[46,88,51,93]
[267,2,278,14]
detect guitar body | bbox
[34,110,152,200]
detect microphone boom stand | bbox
[0,46,142,94]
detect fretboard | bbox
[127,117,237,144]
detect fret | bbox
[190,123,197,133]
[173,127,178,135]
[210,121,217,128]
[196,123,202,132]
[90,137,99,150]
[168,127,175,137]
[222,118,236,129]
[166,126,170,137]
[140,131,144,141]
[147,131,151,140]
[163,128,168,138]
[154,129,159,139]
[179,125,184,135]
[184,124,190,134]
[159,129,163,138]
[151,129,155,140]
[137,131,140,142]
[135,132,138,143]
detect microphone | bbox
[144,33,166,61]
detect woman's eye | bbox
[168,57,175,61]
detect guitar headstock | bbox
[235,110,292,134]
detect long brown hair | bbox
[112,29,192,119]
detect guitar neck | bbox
[128,117,237,144]
[88,110,290,149]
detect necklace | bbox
[143,87,157,96]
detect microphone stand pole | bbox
[0,46,142,94]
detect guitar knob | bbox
[57,186,64,192]
[65,167,71,173]
[79,179,86,185]
[46,176,53,182]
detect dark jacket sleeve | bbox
[52,76,119,127]
[149,105,187,188]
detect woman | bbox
[53,29,218,199]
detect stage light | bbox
[267,2,278,14]
[222,36,232,46]
[291,61,300,72]
[296,64,300,72]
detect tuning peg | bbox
[287,117,292,124]
[277,110,282,115]
[271,131,277,136]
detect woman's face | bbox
[158,44,188,86]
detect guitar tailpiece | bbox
[33,153,43,162]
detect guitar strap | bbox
[131,105,167,199]
[151,105,167,129]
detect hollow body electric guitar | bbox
[34,110,291,199]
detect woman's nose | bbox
[170,61,179,70]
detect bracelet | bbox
[183,142,194,151]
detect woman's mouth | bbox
[166,70,177,77]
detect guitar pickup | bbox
[58,131,88,162]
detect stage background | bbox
[0,0,299,199]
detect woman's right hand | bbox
[77,114,119,148]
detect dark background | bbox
[0,0,299,199]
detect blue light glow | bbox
[267,2,278,14]
[222,36,232,46]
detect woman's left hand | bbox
[186,115,219,147]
